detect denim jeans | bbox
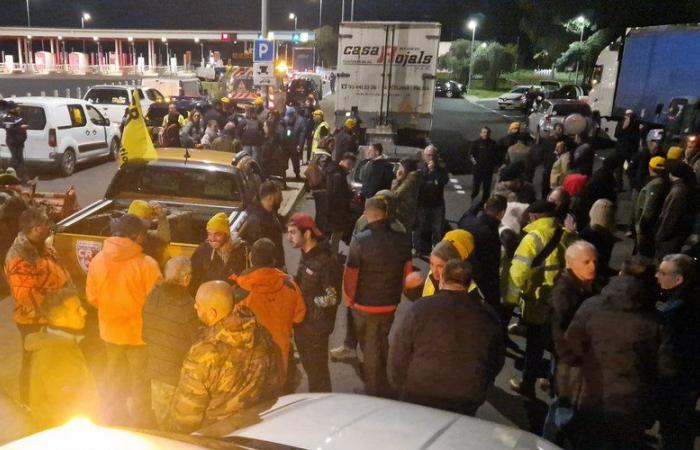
[414,205,445,253]
[352,309,395,398]
[242,145,262,165]
[103,342,155,427]
[295,332,331,392]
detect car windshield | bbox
[107,164,241,203]
[85,88,129,105]
[511,87,528,93]
[553,103,591,116]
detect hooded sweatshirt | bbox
[233,267,305,372]
[25,328,99,429]
[86,236,162,346]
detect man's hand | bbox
[427,160,435,171]
[148,201,165,217]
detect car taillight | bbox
[48,128,57,147]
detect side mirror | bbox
[103,118,111,126]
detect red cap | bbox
[289,212,323,238]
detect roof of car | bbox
[154,148,235,166]
[87,85,139,90]
[9,96,90,105]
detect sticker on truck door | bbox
[76,240,103,273]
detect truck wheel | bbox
[108,138,120,161]
[59,149,76,177]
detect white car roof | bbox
[87,85,136,90]
[9,97,89,106]
[205,393,562,450]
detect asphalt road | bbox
[0,90,638,440]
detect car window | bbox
[85,88,128,105]
[67,105,87,127]
[553,103,591,116]
[86,105,106,125]
[16,105,46,130]
[107,165,241,203]
[512,87,528,93]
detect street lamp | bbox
[289,13,298,30]
[573,15,587,85]
[318,0,323,28]
[81,12,91,53]
[162,37,169,71]
[25,0,31,27]
[466,19,478,95]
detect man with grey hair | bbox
[542,240,601,443]
[415,144,449,253]
[655,253,700,450]
[143,256,199,428]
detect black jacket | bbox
[332,128,358,162]
[294,241,341,336]
[580,225,617,275]
[458,211,501,306]
[571,143,595,176]
[347,219,412,307]
[240,203,285,269]
[361,157,395,199]
[4,120,27,151]
[564,275,666,422]
[323,163,353,232]
[237,118,263,146]
[470,138,499,174]
[388,289,505,411]
[614,120,641,161]
[204,108,226,130]
[417,161,449,208]
[143,282,201,386]
[190,240,248,295]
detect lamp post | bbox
[466,19,477,95]
[351,0,355,21]
[318,0,323,28]
[573,15,587,85]
[289,13,298,30]
[162,37,168,72]
[81,13,91,53]
[25,0,31,27]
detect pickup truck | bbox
[52,148,263,293]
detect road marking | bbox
[450,178,459,183]
[453,184,463,190]
[456,189,466,195]
[470,99,521,121]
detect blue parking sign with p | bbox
[254,40,274,62]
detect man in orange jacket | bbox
[232,239,305,380]
[5,207,71,404]
[86,214,162,426]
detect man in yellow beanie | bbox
[332,116,359,161]
[633,155,669,257]
[666,145,683,172]
[127,200,171,262]
[189,212,248,295]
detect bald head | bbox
[195,280,233,326]
[565,240,597,283]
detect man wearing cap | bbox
[633,156,669,257]
[665,145,684,172]
[344,196,413,397]
[333,118,359,162]
[493,164,537,204]
[683,134,700,183]
[311,109,330,155]
[86,213,163,425]
[287,213,341,392]
[190,212,248,295]
[506,132,534,182]
[127,200,170,263]
[627,129,664,231]
[613,109,640,191]
[505,200,575,396]
[498,122,528,166]
[656,162,696,257]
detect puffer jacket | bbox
[564,275,665,424]
[5,233,71,325]
[391,170,422,230]
[143,282,201,386]
[294,241,341,336]
[86,236,162,345]
[26,328,100,429]
[388,289,504,411]
[234,267,306,373]
[169,306,282,433]
[190,239,248,296]
[505,216,576,325]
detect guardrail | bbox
[0,79,141,99]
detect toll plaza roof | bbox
[0,27,314,42]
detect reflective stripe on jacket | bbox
[311,121,329,153]
[505,217,574,325]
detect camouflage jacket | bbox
[169,305,282,433]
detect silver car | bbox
[497,85,530,110]
[527,99,592,140]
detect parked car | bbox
[1,393,562,450]
[84,85,165,126]
[527,99,592,140]
[538,80,562,97]
[435,80,465,98]
[0,97,120,176]
[497,85,531,110]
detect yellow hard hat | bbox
[254,97,264,106]
[207,212,230,234]
[345,118,358,129]
[221,96,231,104]
[127,200,153,220]
[667,146,683,160]
[312,109,324,118]
[649,156,666,171]
[509,121,521,132]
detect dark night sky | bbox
[0,0,697,41]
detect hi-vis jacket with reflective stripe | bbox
[505,217,575,325]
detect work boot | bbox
[329,344,357,361]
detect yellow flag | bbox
[118,89,157,166]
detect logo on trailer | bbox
[76,240,103,273]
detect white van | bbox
[83,85,165,125]
[140,77,203,98]
[0,97,120,176]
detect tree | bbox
[313,25,339,68]
[555,28,618,82]
[439,40,515,90]
[438,39,473,83]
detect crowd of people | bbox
[2,107,699,450]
